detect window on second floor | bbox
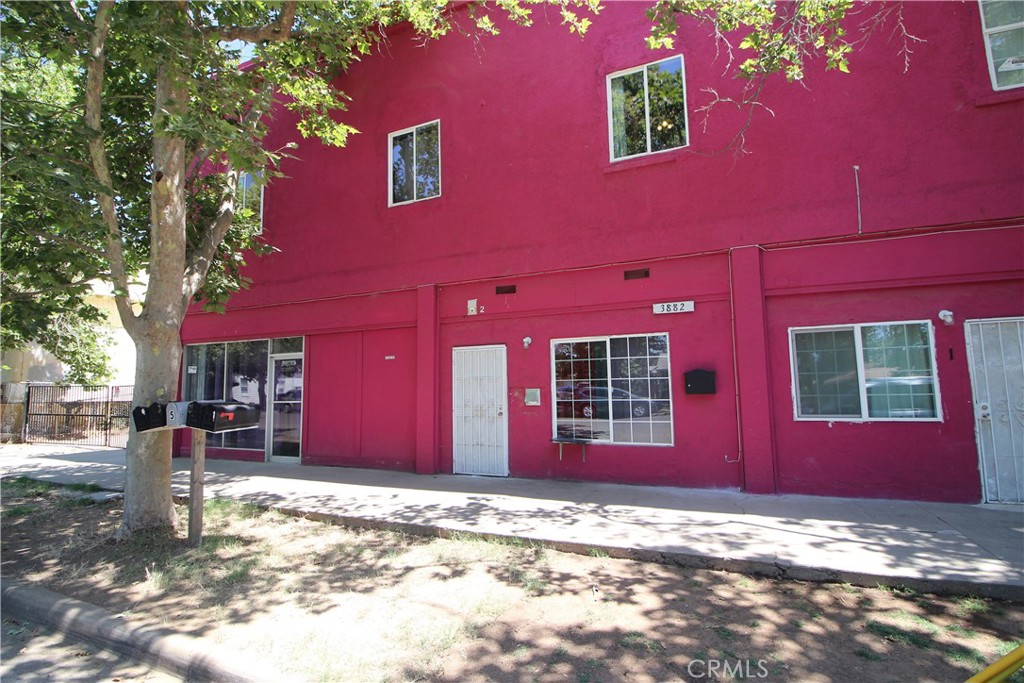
[607,55,688,162]
[979,0,1024,90]
[389,120,441,206]
[238,171,263,234]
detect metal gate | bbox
[25,384,134,448]
[452,345,509,476]
[965,318,1024,504]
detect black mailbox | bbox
[132,402,168,432]
[684,369,717,395]
[186,401,260,433]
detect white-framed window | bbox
[607,55,688,162]
[389,120,441,206]
[238,171,264,234]
[552,333,673,445]
[789,321,942,422]
[979,0,1024,90]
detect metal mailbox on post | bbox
[185,401,260,433]
[130,399,260,547]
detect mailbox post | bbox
[132,400,260,548]
[189,429,206,547]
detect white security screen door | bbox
[966,317,1024,503]
[453,345,509,476]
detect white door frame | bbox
[452,344,509,476]
[965,316,1024,503]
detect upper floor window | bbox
[238,171,263,234]
[607,55,688,162]
[979,0,1024,90]
[789,321,942,422]
[389,120,441,206]
[552,333,673,445]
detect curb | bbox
[0,579,292,683]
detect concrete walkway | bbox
[2,443,1022,599]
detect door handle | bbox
[976,402,991,420]
[497,407,505,417]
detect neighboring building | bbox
[1,282,136,386]
[179,2,1024,504]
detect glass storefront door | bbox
[269,355,303,461]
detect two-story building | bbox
[179,1,1024,504]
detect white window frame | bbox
[238,171,264,234]
[979,0,1024,91]
[606,55,689,163]
[550,333,674,446]
[388,119,442,207]
[788,320,943,423]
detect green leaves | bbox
[647,0,856,82]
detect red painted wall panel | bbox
[303,332,362,465]
[302,329,417,470]
[763,233,1024,503]
[360,328,417,471]
[438,263,741,489]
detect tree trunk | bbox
[122,322,181,533]
[119,35,190,535]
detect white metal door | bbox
[453,345,509,476]
[966,317,1024,503]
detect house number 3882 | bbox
[652,300,695,315]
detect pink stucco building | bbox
[180,1,1024,504]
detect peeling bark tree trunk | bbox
[122,324,181,532]
[120,52,191,535]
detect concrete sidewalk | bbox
[2,443,1022,599]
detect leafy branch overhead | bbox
[645,0,921,153]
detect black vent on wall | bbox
[496,285,517,295]
[624,268,650,280]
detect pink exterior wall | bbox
[180,1,1024,502]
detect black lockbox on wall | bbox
[684,369,716,395]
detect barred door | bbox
[966,318,1024,503]
[24,384,134,448]
[452,345,509,476]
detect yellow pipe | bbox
[967,643,1024,683]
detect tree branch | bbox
[85,0,139,339]
[3,278,104,299]
[206,1,297,43]
[182,80,275,312]
[17,227,109,258]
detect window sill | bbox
[974,88,1024,107]
[602,150,681,175]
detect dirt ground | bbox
[1,476,1021,683]
[1,609,178,683]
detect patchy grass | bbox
[2,476,58,497]
[2,476,1022,683]
[955,595,994,617]
[619,631,664,653]
[2,504,37,518]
